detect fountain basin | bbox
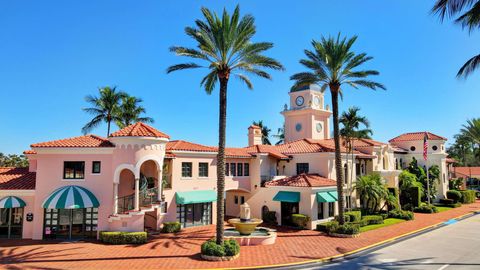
[228,218,263,235]
[224,227,276,246]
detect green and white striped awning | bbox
[42,185,100,209]
[0,196,26,208]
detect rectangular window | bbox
[231,163,236,176]
[237,163,243,176]
[199,162,209,177]
[234,195,238,204]
[244,163,250,176]
[318,203,325,220]
[63,161,85,179]
[346,195,351,210]
[92,161,101,174]
[181,162,192,178]
[226,163,230,176]
[328,202,335,217]
[240,196,245,205]
[296,163,309,175]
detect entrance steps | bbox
[108,202,165,222]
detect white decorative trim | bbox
[114,164,136,183]
[134,154,165,177]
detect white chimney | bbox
[248,125,263,146]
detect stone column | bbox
[113,183,119,214]
[134,178,140,211]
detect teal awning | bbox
[0,196,26,208]
[328,191,338,200]
[273,191,300,203]
[316,192,336,203]
[176,190,217,204]
[43,185,100,209]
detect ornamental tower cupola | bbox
[281,84,332,143]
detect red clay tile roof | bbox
[110,122,170,139]
[389,132,447,143]
[225,148,253,158]
[446,157,456,164]
[31,135,114,148]
[452,167,480,177]
[0,167,36,190]
[265,173,336,187]
[248,125,261,129]
[244,145,290,159]
[164,153,176,159]
[167,140,216,152]
[23,150,37,155]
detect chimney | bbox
[248,125,263,146]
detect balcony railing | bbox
[118,193,135,214]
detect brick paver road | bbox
[1,202,479,270]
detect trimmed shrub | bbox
[347,219,368,227]
[201,239,240,257]
[362,215,384,225]
[459,190,476,204]
[388,209,414,220]
[402,203,413,211]
[335,214,350,223]
[379,213,389,220]
[291,214,311,229]
[439,198,454,205]
[161,222,181,233]
[345,211,362,222]
[332,224,360,235]
[316,221,339,233]
[263,211,277,225]
[446,190,462,203]
[414,204,438,214]
[409,186,422,208]
[99,232,147,244]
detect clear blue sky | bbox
[1,0,479,154]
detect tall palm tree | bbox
[167,5,283,244]
[432,0,480,78]
[273,125,285,145]
[290,34,385,224]
[115,95,154,129]
[82,86,126,136]
[252,120,272,145]
[340,106,372,210]
[461,118,480,158]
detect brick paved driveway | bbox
[1,201,479,270]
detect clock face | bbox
[295,96,304,106]
[295,123,302,132]
[314,96,320,106]
[316,123,323,133]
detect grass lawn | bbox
[360,218,405,233]
[436,206,453,213]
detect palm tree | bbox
[432,0,480,78]
[82,86,126,136]
[252,120,272,145]
[273,126,285,145]
[290,33,385,224]
[167,5,283,244]
[461,118,480,159]
[340,106,372,210]
[354,173,388,213]
[115,95,154,129]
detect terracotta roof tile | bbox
[265,173,336,187]
[452,167,480,177]
[31,135,114,148]
[110,122,170,139]
[389,132,447,143]
[23,150,37,155]
[166,140,216,152]
[0,167,36,190]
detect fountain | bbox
[226,203,276,246]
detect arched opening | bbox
[118,169,135,213]
[139,160,162,232]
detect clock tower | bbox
[281,84,332,143]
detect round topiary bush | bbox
[161,222,181,233]
[446,190,462,203]
[201,239,240,261]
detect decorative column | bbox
[157,169,163,202]
[113,183,119,214]
[134,178,140,211]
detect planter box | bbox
[201,253,240,261]
[329,232,360,238]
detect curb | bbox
[205,210,480,270]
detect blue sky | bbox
[1,0,479,154]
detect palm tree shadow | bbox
[1,245,80,270]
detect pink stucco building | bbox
[0,85,453,239]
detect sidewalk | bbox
[1,201,479,270]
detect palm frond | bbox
[454,1,480,31]
[431,0,477,20]
[234,74,253,89]
[349,80,386,90]
[166,63,203,73]
[200,70,218,94]
[457,53,480,78]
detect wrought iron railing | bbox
[140,187,158,207]
[117,193,135,214]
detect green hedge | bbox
[459,190,476,204]
[434,202,462,208]
[316,221,339,233]
[345,211,362,222]
[291,214,311,229]
[388,209,414,220]
[332,224,360,235]
[161,222,181,233]
[409,186,422,208]
[446,190,462,203]
[414,204,438,213]
[347,219,368,227]
[362,215,384,225]
[262,211,277,225]
[99,231,147,244]
[388,187,400,210]
[439,198,454,205]
[335,215,350,223]
[201,239,240,257]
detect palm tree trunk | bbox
[107,118,111,137]
[216,76,228,245]
[330,84,345,225]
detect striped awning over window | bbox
[0,196,26,208]
[316,191,337,203]
[42,185,100,209]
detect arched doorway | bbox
[117,169,136,213]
